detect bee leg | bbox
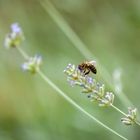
[85,70,90,75]
[83,69,86,74]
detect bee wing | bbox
[89,60,96,66]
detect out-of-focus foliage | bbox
[0,0,140,140]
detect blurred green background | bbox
[0,0,140,139]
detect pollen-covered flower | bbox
[4,23,24,49]
[22,55,42,74]
[64,63,114,107]
[121,107,137,125]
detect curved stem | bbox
[16,47,128,140]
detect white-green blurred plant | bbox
[113,68,122,94]
[3,23,130,140]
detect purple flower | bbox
[11,23,22,33]
[86,77,93,84]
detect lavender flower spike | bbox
[64,63,114,106]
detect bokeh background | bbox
[0,0,140,139]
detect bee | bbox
[78,60,97,75]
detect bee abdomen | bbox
[90,65,97,74]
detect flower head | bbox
[4,23,24,49]
[22,55,42,74]
[121,107,137,125]
[64,63,114,107]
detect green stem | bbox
[111,104,128,117]
[16,47,128,140]
[17,47,29,60]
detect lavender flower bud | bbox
[121,107,137,125]
[4,23,24,49]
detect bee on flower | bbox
[64,61,114,107]
[78,60,97,75]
